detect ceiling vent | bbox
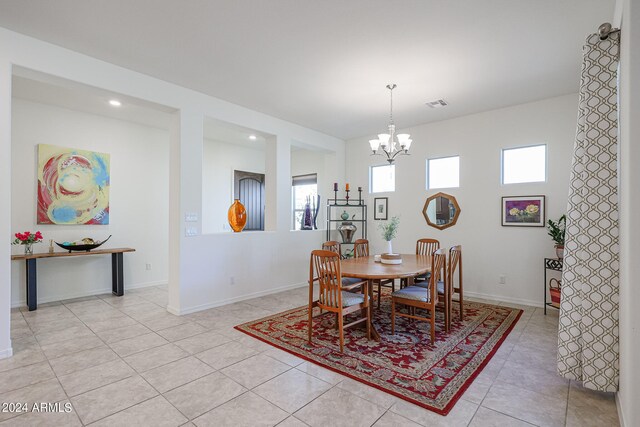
[425,99,448,108]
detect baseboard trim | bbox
[463,291,542,308]
[11,281,167,308]
[0,346,13,359]
[616,392,627,427]
[175,281,308,315]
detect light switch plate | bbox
[185,212,198,222]
[185,227,198,237]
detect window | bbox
[502,145,547,184]
[292,174,317,230]
[370,164,395,193]
[427,156,460,189]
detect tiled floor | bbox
[2,285,620,426]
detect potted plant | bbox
[547,215,566,259]
[378,216,400,254]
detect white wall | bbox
[10,99,170,306]
[616,0,639,425]
[346,94,577,306]
[0,26,345,357]
[202,139,265,234]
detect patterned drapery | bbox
[557,32,620,392]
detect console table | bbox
[11,248,136,311]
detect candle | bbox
[346,183,350,191]
[358,187,362,192]
[333,182,338,191]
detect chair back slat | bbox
[322,240,341,255]
[354,239,369,258]
[311,250,342,309]
[430,248,447,305]
[449,245,462,287]
[416,238,440,256]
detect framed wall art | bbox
[374,197,388,220]
[501,195,545,227]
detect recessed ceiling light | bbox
[425,99,448,108]
[108,99,122,107]
[249,135,257,140]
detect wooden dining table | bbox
[340,254,432,341]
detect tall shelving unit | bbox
[326,198,367,258]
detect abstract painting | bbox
[501,195,545,227]
[37,144,110,225]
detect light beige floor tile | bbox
[294,387,386,427]
[124,343,189,373]
[373,411,422,427]
[95,322,152,344]
[336,378,399,409]
[98,293,148,307]
[276,416,309,427]
[58,359,135,397]
[34,324,95,346]
[295,362,345,385]
[506,346,558,375]
[0,362,55,394]
[90,395,188,427]
[164,372,246,419]
[49,346,118,376]
[496,359,569,398]
[461,372,494,405]
[109,332,169,357]
[0,340,46,373]
[233,334,274,351]
[390,398,479,427]
[9,326,33,340]
[220,354,291,389]
[193,392,288,427]
[84,315,139,332]
[156,322,208,342]
[141,356,214,393]
[139,313,191,332]
[74,308,125,324]
[119,302,168,320]
[253,368,331,413]
[566,381,619,427]
[469,406,536,426]
[0,378,66,422]
[0,400,81,426]
[195,341,259,370]
[261,347,305,367]
[174,331,232,354]
[70,375,158,424]
[25,316,82,335]
[40,335,104,359]
[482,382,566,427]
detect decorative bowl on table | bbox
[381,253,402,265]
[55,235,111,252]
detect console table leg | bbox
[112,253,124,296]
[26,259,37,311]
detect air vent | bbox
[425,99,448,108]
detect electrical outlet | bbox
[229,276,235,285]
[145,263,152,271]
[499,275,506,284]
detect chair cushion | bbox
[414,272,431,282]
[319,291,365,308]
[415,280,445,294]
[392,286,430,302]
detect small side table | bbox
[544,257,563,315]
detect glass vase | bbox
[228,199,247,232]
[24,243,33,255]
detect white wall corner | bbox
[0,346,13,360]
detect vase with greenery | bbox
[12,231,43,255]
[378,216,400,254]
[547,215,566,259]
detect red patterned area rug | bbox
[235,292,522,415]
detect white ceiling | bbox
[0,1,615,140]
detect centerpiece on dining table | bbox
[378,216,402,264]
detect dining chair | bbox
[391,248,447,343]
[449,245,463,321]
[308,250,371,352]
[323,240,366,290]
[401,238,441,288]
[354,239,395,308]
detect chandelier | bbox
[369,84,412,164]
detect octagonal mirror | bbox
[422,192,461,230]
